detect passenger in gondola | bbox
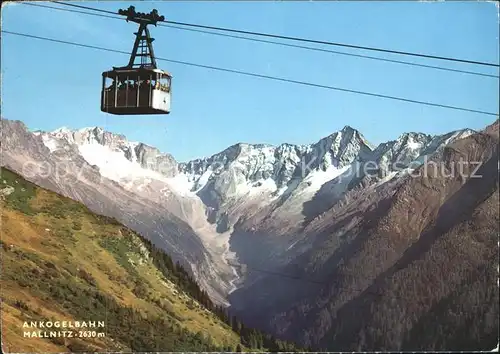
[107,80,116,90]
[140,80,150,90]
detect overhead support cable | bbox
[3,30,498,117]
[22,2,500,78]
[52,0,500,68]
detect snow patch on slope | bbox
[41,135,59,153]
[407,137,423,150]
[167,174,197,196]
[248,178,278,196]
[272,165,352,218]
[303,165,350,192]
[78,143,160,182]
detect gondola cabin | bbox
[101,6,171,115]
[101,68,171,115]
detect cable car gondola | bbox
[101,6,171,115]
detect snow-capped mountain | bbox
[370,129,476,176]
[180,126,373,194]
[172,126,374,233]
[35,123,478,243]
[39,124,474,221]
[2,118,479,301]
[40,126,178,178]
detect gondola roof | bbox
[102,67,172,77]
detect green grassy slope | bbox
[1,167,248,352]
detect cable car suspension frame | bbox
[117,6,165,69]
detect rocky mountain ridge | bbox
[37,123,475,224]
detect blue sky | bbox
[2,1,499,162]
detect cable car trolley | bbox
[101,6,171,115]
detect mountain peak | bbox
[80,126,104,133]
[484,119,499,137]
[51,126,106,135]
[323,125,374,151]
[323,125,362,139]
[52,126,72,134]
[341,125,357,132]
